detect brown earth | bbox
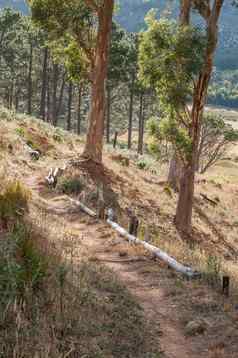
[1,111,238,357]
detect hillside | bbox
[0,107,238,357]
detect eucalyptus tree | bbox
[29,0,114,163]
[140,0,225,235]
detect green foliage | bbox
[108,22,137,84]
[204,254,222,287]
[208,69,238,108]
[163,184,173,198]
[147,117,162,158]
[58,177,84,195]
[29,0,94,82]
[0,181,30,227]
[147,137,161,159]
[147,116,161,137]
[135,156,158,174]
[139,15,206,108]
[198,112,238,172]
[202,112,238,143]
[136,158,147,170]
[160,117,192,160]
[52,128,64,142]
[15,127,25,137]
[0,222,48,302]
[139,14,205,162]
[0,107,15,121]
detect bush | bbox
[53,129,64,142]
[0,107,15,122]
[136,158,147,170]
[0,181,30,228]
[204,254,222,286]
[0,223,48,300]
[15,127,25,137]
[164,185,173,198]
[58,177,84,195]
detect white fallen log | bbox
[69,198,97,218]
[107,219,200,278]
[45,193,198,278]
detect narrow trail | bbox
[25,175,211,358]
[74,222,207,358]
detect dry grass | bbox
[1,106,238,357]
[0,199,161,358]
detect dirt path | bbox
[73,221,208,358]
[25,175,233,358]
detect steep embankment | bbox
[1,107,238,357]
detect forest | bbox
[0,1,238,357]
[2,0,238,107]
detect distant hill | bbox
[1,0,238,70]
[0,0,28,13]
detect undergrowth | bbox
[0,179,161,357]
[57,176,84,195]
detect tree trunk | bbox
[77,84,83,135]
[168,0,191,190]
[175,163,195,234]
[46,72,51,122]
[106,84,111,143]
[52,63,59,126]
[137,92,144,155]
[175,0,224,234]
[168,154,182,191]
[56,71,66,119]
[9,83,14,109]
[82,0,114,163]
[27,42,33,115]
[179,0,191,25]
[15,92,19,111]
[40,47,48,121]
[67,82,73,131]
[128,74,135,150]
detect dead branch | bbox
[200,193,218,206]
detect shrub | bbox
[0,181,30,228]
[164,185,173,198]
[53,129,64,142]
[0,107,15,122]
[15,127,25,137]
[136,159,147,170]
[204,254,222,286]
[58,177,84,195]
[0,222,48,301]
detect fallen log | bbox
[65,199,199,277]
[107,219,200,278]
[44,192,199,278]
[69,198,97,218]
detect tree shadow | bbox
[193,200,238,258]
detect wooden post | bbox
[129,214,139,237]
[113,131,118,149]
[97,183,105,220]
[144,226,150,242]
[97,200,105,220]
[222,276,230,297]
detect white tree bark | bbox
[107,219,199,278]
